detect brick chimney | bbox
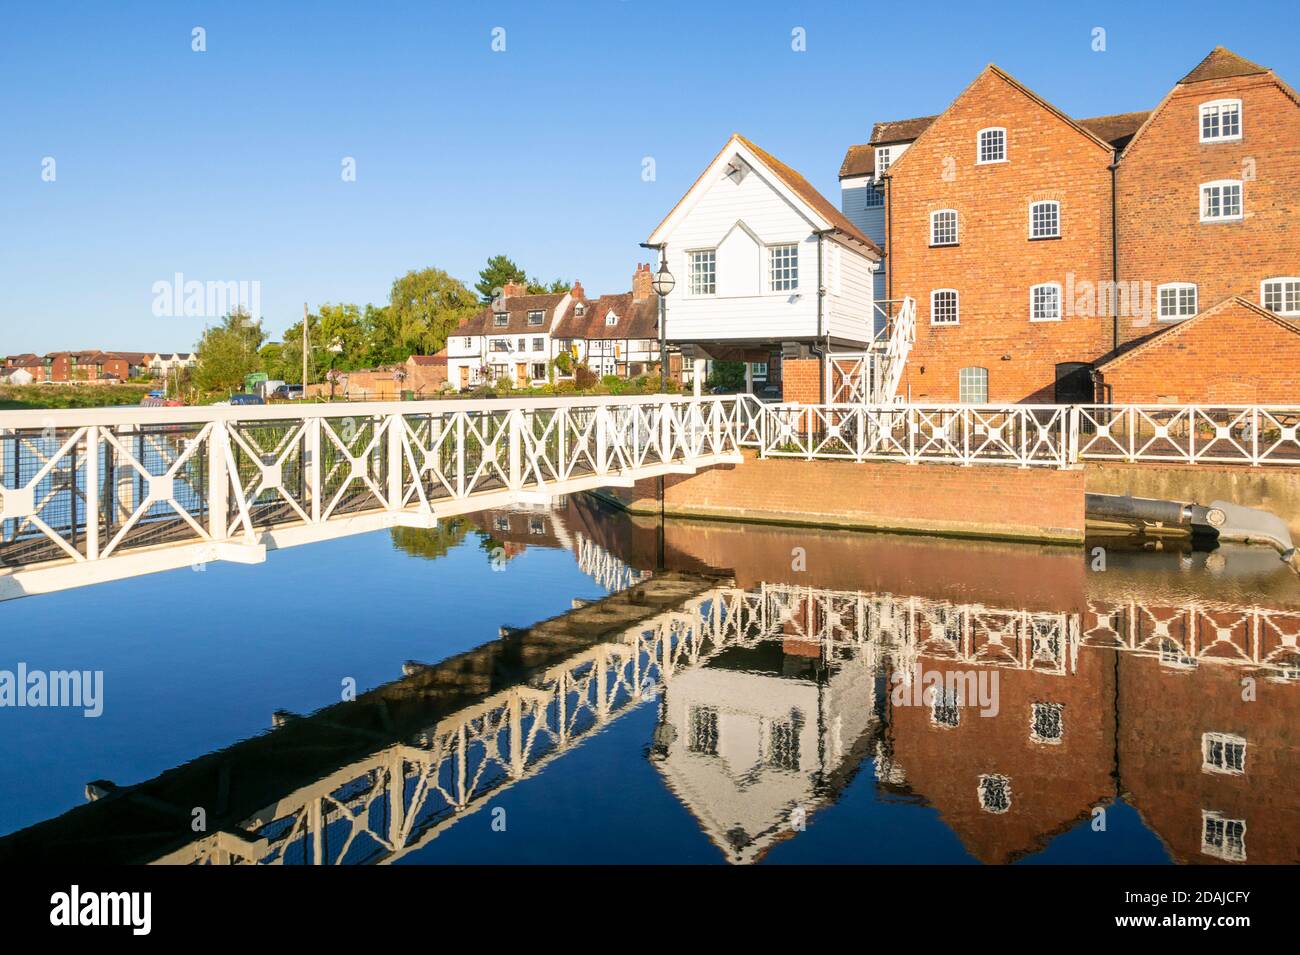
[632,262,653,302]
[500,281,527,300]
[570,280,585,301]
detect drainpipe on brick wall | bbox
[1110,161,1119,354]
[883,173,893,304]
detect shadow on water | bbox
[0,494,1295,864]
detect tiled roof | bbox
[1096,296,1300,371]
[869,115,938,145]
[1179,46,1268,85]
[555,293,658,341]
[735,135,882,254]
[469,292,567,337]
[838,144,875,179]
[1076,111,1151,149]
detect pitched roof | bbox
[555,293,658,341]
[468,292,568,336]
[1076,111,1151,150]
[733,135,882,254]
[1179,46,1268,85]
[1096,296,1300,372]
[648,134,882,256]
[869,115,938,145]
[838,143,874,179]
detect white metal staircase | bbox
[827,297,916,404]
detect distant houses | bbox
[1,350,191,384]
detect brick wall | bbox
[1097,298,1300,403]
[888,68,1115,403]
[1116,73,1300,344]
[780,357,821,403]
[608,450,1086,542]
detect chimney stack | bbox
[570,280,585,301]
[500,281,527,300]
[632,262,653,303]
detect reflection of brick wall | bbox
[607,450,1086,543]
[889,651,1116,863]
[1117,652,1296,864]
[780,358,820,403]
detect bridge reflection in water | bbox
[1,500,1295,865]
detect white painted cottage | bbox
[646,134,884,400]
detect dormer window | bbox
[977,127,1007,164]
[574,302,585,316]
[605,310,618,326]
[493,312,508,327]
[875,145,894,174]
[1200,99,1242,142]
[527,310,544,326]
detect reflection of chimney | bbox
[501,281,527,299]
[632,262,653,303]
[570,279,585,301]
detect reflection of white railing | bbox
[0,395,752,596]
[755,401,1300,469]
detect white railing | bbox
[755,401,1300,468]
[0,394,755,593]
[826,297,918,405]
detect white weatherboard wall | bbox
[841,176,888,335]
[660,156,875,346]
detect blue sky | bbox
[2,0,1296,353]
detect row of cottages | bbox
[838,45,1300,404]
[446,266,662,390]
[646,46,1299,406]
[1,350,158,383]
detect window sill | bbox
[1028,235,1061,241]
[1029,317,1062,323]
[1200,216,1244,224]
[1200,135,1243,144]
[1157,315,1195,322]
[976,158,1008,166]
[928,242,959,249]
[930,321,960,327]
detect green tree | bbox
[706,360,747,392]
[476,254,529,303]
[281,303,367,383]
[387,268,479,357]
[194,309,265,395]
[528,277,572,294]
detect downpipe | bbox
[1086,492,1298,569]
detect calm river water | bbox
[0,496,1295,864]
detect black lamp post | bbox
[651,257,675,393]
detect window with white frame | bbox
[1029,200,1060,239]
[930,209,959,246]
[527,310,544,326]
[462,337,473,348]
[1202,811,1246,861]
[875,145,894,174]
[489,338,509,352]
[1158,283,1198,320]
[605,310,618,326]
[977,127,1006,164]
[1261,277,1300,315]
[751,361,768,379]
[1201,180,1243,221]
[863,184,884,207]
[493,312,508,327]
[958,366,988,403]
[769,243,799,291]
[1030,702,1064,744]
[1030,282,1062,321]
[978,774,1011,813]
[532,337,544,351]
[1202,732,1247,775]
[931,289,959,325]
[1200,99,1242,142]
[688,250,716,295]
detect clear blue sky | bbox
[2,0,1295,353]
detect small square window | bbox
[876,145,894,174]
[1158,284,1198,320]
[532,337,545,351]
[1201,181,1243,221]
[689,250,716,296]
[527,310,544,326]
[1261,278,1300,316]
[1200,100,1242,142]
[958,366,988,403]
[931,289,959,325]
[1030,283,1062,322]
[930,210,958,246]
[863,184,884,208]
[769,244,799,291]
[1030,201,1060,239]
[493,313,508,327]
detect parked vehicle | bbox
[269,383,305,401]
[228,393,265,406]
[258,379,286,400]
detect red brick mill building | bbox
[836,46,1300,405]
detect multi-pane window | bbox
[863,184,884,207]
[875,145,894,174]
[493,312,509,327]
[932,688,961,728]
[489,338,509,352]
[1202,812,1247,862]
[751,361,769,378]
[605,310,619,326]
[1030,703,1064,744]
[931,289,959,325]
[1029,200,1060,239]
[930,209,959,246]
[527,310,544,326]
[1261,278,1300,315]
[977,127,1006,163]
[1200,99,1242,142]
[516,338,526,352]
[769,244,799,291]
[688,250,716,295]
[958,366,988,403]
[764,712,802,771]
[978,774,1012,814]
[1158,283,1198,320]
[1202,732,1247,775]
[687,705,719,755]
[1030,283,1062,321]
[463,337,473,348]
[1201,180,1243,221]
[532,337,544,351]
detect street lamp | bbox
[651,258,674,393]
